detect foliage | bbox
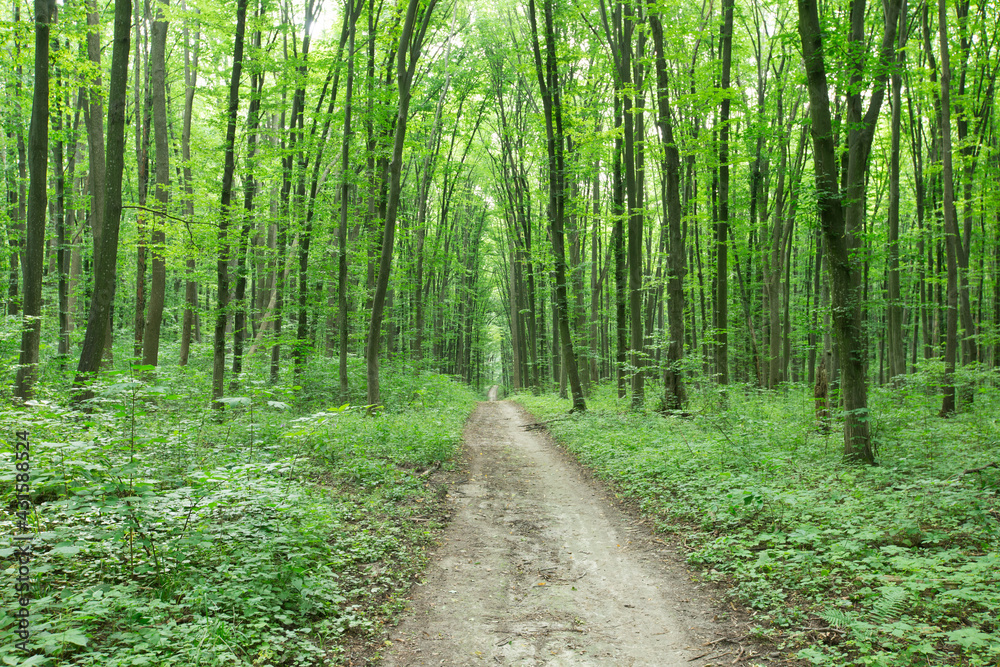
[517,377,1000,666]
[1,362,477,666]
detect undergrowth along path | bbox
[379,400,759,666]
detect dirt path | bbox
[378,401,755,666]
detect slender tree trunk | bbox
[133,3,151,359]
[74,0,131,400]
[4,2,26,320]
[232,33,264,389]
[649,6,687,410]
[886,1,908,383]
[613,97,627,399]
[339,0,363,402]
[14,0,54,399]
[179,2,199,366]
[210,0,249,406]
[57,84,82,359]
[715,0,733,386]
[937,0,961,416]
[796,0,902,462]
[528,0,585,411]
[141,0,169,370]
[366,0,439,405]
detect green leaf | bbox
[50,545,82,556]
[216,396,251,406]
[947,627,992,649]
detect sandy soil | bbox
[376,398,771,666]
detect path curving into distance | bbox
[378,400,755,666]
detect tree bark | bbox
[339,0,363,402]
[797,0,902,462]
[715,0,733,386]
[528,0,585,412]
[141,0,170,370]
[232,28,264,390]
[649,5,687,410]
[886,0,908,384]
[179,1,200,366]
[210,0,249,406]
[937,0,961,416]
[74,0,132,401]
[14,0,54,400]
[366,0,439,405]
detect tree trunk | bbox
[937,0,961,416]
[613,97,627,399]
[178,1,199,366]
[232,36,264,390]
[528,0,585,412]
[796,0,902,462]
[366,0,439,405]
[141,0,169,370]
[14,0,54,400]
[210,0,249,406]
[339,0,363,402]
[886,3,908,384]
[74,0,132,401]
[649,5,687,410]
[715,0,733,386]
[133,3,151,359]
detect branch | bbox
[960,462,999,476]
[121,204,216,227]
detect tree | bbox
[339,0,364,402]
[178,2,199,367]
[937,0,961,416]
[210,0,249,406]
[74,0,133,400]
[366,0,441,406]
[796,0,903,462]
[13,0,55,400]
[648,2,687,411]
[528,0,585,412]
[140,0,170,370]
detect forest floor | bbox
[372,398,776,666]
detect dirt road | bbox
[378,400,752,666]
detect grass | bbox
[1,352,479,666]
[516,374,1000,667]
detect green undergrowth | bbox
[517,378,1000,667]
[1,357,478,666]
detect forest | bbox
[1,0,998,663]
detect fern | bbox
[871,586,909,624]
[821,608,855,629]
[820,587,911,642]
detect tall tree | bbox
[886,0,908,384]
[74,0,133,400]
[13,0,55,400]
[366,0,441,406]
[528,0,585,412]
[141,0,170,369]
[178,2,200,366]
[715,0,733,386]
[339,0,364,402]
[796,0,903,462]
[648,2,687,410]
[937,0,961,416]
[210,0,249,406]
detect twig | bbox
[802,625,846,635]
[122,204,216,227]
[960,462,999,476]
[418,462,441,477]
[521,417,568,431]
